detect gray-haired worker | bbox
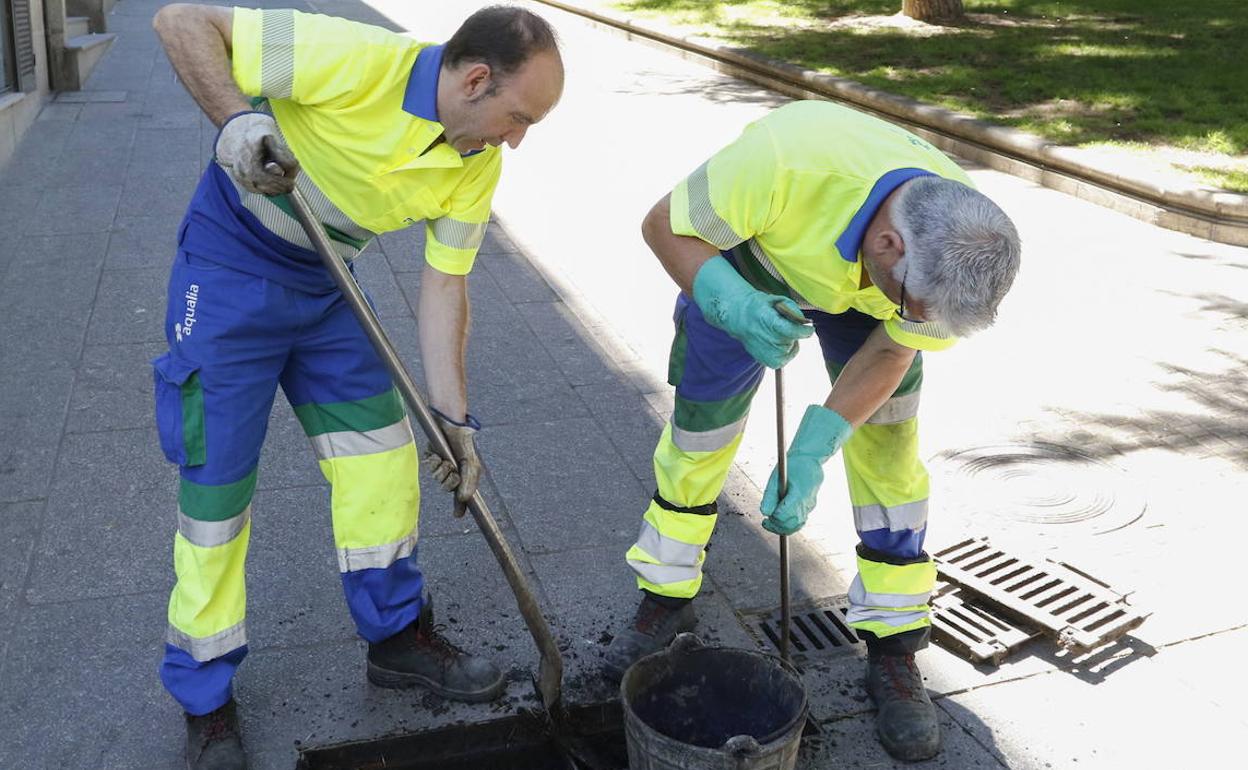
[604,100,1021,762]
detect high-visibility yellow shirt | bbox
[669,100,972,352]
[227,7,501,277]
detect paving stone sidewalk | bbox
[2,1,1247,768]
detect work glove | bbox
[214,111,299,196]
[691,256,813,369]
[422,410,482,518]
[761,405,853,536]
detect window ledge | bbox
[0,92,26,114]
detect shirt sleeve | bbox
[231,8,410,107]
[668,119,780,249]
[883,318,958,352]
[423,148,503,276]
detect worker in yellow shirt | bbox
[604,100,1021,762]
[150,5,563,767]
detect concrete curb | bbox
[532,0,1248,247]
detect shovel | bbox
[280,180,569,691]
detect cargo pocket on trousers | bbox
[153,353,206,467]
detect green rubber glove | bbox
[761,405,853,536]
[691,256,814,369]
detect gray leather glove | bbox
[214,111,298,195]
[422,411,482,518]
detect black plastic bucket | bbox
[620,634,808,770]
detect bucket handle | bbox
[724,734,763,764]
[668,632,705,656]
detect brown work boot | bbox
[185,699,246,770]
[366,600,505,703]
[602,591,696,681]
[866,652,942,762]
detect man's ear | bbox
[881,228,905,261]
[868,227,904,265]
[461,62,493,99]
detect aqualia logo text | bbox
[174,283,200,342]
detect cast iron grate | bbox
[930,584,1040,665]
[738,595,863,661]
[934,537,1149,655]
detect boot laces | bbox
[414,622,467,665]
[881,654,924,702]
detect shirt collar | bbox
[401,44,485,159]
[402,44,444,121]
[835,168,935,262]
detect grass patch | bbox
[1185,166,1248,194]
[606,0,1247,180]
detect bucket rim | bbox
[618,635,810,751]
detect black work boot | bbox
[185,699,246,770]
[366,600,505,703]
[866,652,942,761]
[602,591,697,681]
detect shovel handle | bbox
[283,183,564,710]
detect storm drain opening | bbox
[738,595,864,662]
[295,701,626,770]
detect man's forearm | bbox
[418,264,471,422]
[642,194,718,295]
[826,325,916,427]
[153,4,250,127]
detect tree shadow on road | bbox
[1026,291,1248,470]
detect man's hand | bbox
[215,112,299,195]
[692,256,813,368]
[422,412,482,518]
[761,405,853,536]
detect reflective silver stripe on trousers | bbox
[308,421,414,461]
[634,520,705,567]
[867,391,921,425]
[670,416,747,452]
[845,606,928,629]
[747,240,815,309]
[260,10,295,98]
[429,217,488,250]
[177,505,252,548]
[853,499,928,534]
[338,528,418,572]
[686,161,743,249]
[897,319,953,340]
[167,620,247,662]
[849,574,932,610]
[627,559,701,587]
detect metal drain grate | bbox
[738,595,863,660]
[930,585,1040,665]
[935,537,1149,655]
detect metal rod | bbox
[775,366,791,663]
[285,185,564,711]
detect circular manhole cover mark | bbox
[929,443,1147,535]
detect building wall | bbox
[0,0,53,168]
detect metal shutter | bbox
[10,0,35,92]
